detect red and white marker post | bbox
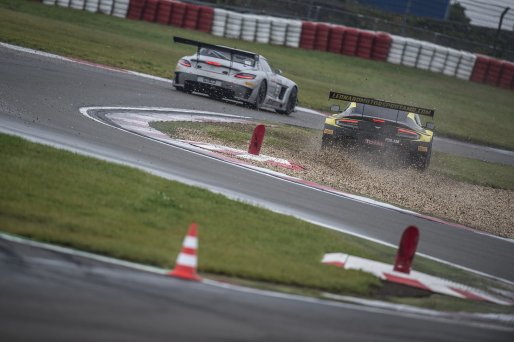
[248,124,266,155]
[393,225,419,274]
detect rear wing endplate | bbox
[329,91,435,117]
[173,36,259,61]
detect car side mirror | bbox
[425,122,435,130]
[274,69,282,75]
[330,104,340,112]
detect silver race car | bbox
[172,36,298,115]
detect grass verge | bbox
[0,0,513,149]
[1,133,513,313]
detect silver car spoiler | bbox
[329,91,435,117]
[173,36,259,62]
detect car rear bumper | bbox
[174,72,255,101]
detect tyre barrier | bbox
[241,14,257,42]
[255,16,272,44]
[99,0,114,15]
[183,4,200,30]
[387,35,406,65]
[39,0,513,90]
[342,28,358,56]
[327,25,345,54]
[498,62,514,89]
[211,8,227,37]
[85,0,100,12]
[313,23,330,51]
[142,0,158,22]
[156,0,173,25]
[486,58,503,86]
[285,20,302,48]
[225,11,242,39]
[455,51,476,80]
[416,42,435,70]
[355,30,375,59]
[470,55,490,83]
[70,0,85,10]
[299,21,316,50]
[371,32,391,61]
[270,18,288,46]
[197,6,214,33]
[56,0,70,7]
[169,1,185,27]
[112,0,129,18]
[442,48,461,77]
[402,38,421,68]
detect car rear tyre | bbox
[276,87,297,115]
[251,81,267,110]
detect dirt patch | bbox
[170,126,514,239]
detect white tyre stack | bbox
[69,0,85,10]
[112,0,130,18]
[56,0,71,7]
[84,0,99,12]
[416,42,435,70]
[429,45,448,73]
[442,48,461,77]
[98,0,113,15]
[42,0,57,5]
[402,38,421,68]
[255,16,272,44]
[285,19,302,48]
[386,35,406,65]
[241,14,258,42]
[211,8,228,37]
[225,11,243,39]
[270,18,287,45]
[456,51,476,80]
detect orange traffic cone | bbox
[169,223,201,281]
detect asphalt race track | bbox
[1,237,512,341]
[0,44,513,340]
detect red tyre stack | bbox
[372,32,392,61]
[342,28,358,56]
[299,22,317,50]
[356,30,375,59]
[142,0,158,22]
[470,55,491,83]
[183,4,200,29]
[197,6,214,32]
[327,25,346,54]
[170,2,186,27]
[156,0,173,25]
[314,23,330,51]
[485,58,503,86]
[498,62,514,89]
[127,0,146,20]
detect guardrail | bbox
[41,0,514,91]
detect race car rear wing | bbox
[173,36,259,64]
[329,91,435,117]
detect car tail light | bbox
[206,60,222,67]
[234,73,256,79]
[372,118,385,123]
[397,128,419,139]
[178,59,191,67]
[336,118,359,127]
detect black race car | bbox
[322,92,435,171]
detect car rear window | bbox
[199,48,256,67]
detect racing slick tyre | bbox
[251,81,267,110]
[276,87,297,115]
